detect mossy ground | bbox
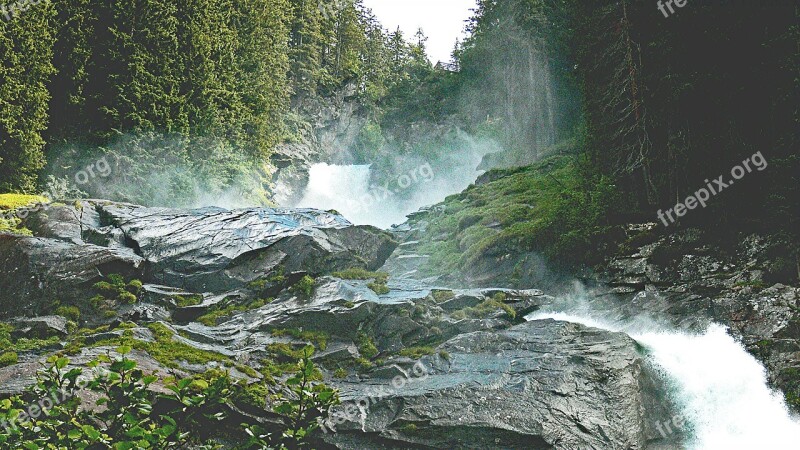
[413,155,621,277]
[332,268,390,294]
[197,298,271,326]
[0,194,47,235]
[0,193,48,210]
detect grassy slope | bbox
[415,155,622,280]
[0,193,48,235]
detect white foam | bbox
[528,311,800,449]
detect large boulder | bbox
[97,203,397,291]
[322,319,663,449]
[0,233,145,317]
[0,201,397,316]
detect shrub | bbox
[0,352,338,447]
[432,290,455,303]
[173,294,203,307]
[90,274,143,313]
[368,282,390,295]
[357,332,379,359]
[0,351,230,448]
[0,352,18,368]
[247,347,339,448]
[292,275,316,299]
[55,305,81,322]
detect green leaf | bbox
[68,429,82,440]
[82,424,102,440]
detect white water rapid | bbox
[527,310,800,449]
[296,161,483,229]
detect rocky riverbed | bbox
[0,200,797,449]
[0,200,686,449]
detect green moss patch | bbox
[196,298,270,326]
[451,294,516,321]
[271,328,329,351]
[412,155,622,277]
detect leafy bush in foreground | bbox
[0,346,337,449]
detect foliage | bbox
[0,194,48,210]
[356,332,379,359]
[451,295,517,322]
[431,290,455,303]
[563,1,798,237]
[0,194,48,235]
[415,155,622,276]
[291,276,316,299]
[90,274,143,317]
[196,298,269,327]
[0,1,56,193]
[55,306,81,322]
[173,295,203,308]
[367,282,390,295]
[0,348,337,449]
[398,347,435,359]
[245,346,339,448]
[0,322,62,357]
[0,352,18,368]
[0,351,229,448]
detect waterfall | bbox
[296,154,488,229]
[527,311,800,449]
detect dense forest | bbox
[1,0,798,252]
[0,0,431,204]
[1,1,799,448]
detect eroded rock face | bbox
[98,203,397,291]
[323,320,657,450]
[0,201,685,449]
[0,233,145,316]
[598,226,800,412]
[0,201,397,316]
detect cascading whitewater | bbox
[526,311,800,450]
[296,159,485,229]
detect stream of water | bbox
[527,310,800,449]
[296,155,486,228]
[302,161,800,448]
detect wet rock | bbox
[0,233,146,318]
[0,201,397,317]
[99,203,397,292]
[599,226,800,411]
[11,316,69,338]
[323,320,658,450]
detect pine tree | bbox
[0,0,57,192]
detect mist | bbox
[44,132,269,209]
[527,284,800,449]
[295,131,501,228]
